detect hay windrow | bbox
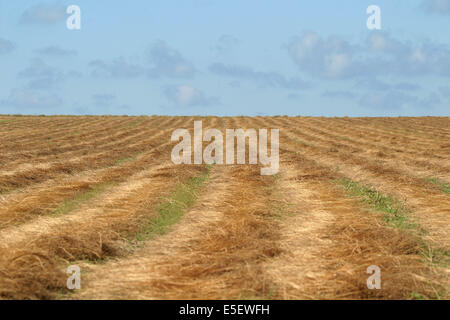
[0,116,448,300]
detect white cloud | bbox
[209,63,310,89]
[287,31,358,79]
[213,34,239,54]
[0,38,16,54]
[288,31,450,79]
[177,86,196,106]
[326,53,350,77]
[1,89,62,109]
[367,34,387,51]
[147,41,196,78]
[20,3,66,24]
[360,91,415,110]
[359,90,441,111]
[89,57,145,78]
[422,0,450,14]
[36,45,77,56]
[18,58,64,89]
[164,85,219,107]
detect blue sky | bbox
[0,0,449,116]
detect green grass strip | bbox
[337,177,449,269]
[427,177,450,194]
[114,152,143,166]
[135,166,211,241]
[50,183,115,216]
[336,178,418,231]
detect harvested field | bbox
[0,115,448,300]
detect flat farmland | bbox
[0,115,448,300]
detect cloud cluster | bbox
[360,91,416,110]
[213,34,239,54]
[285,30,449,111]
[287,31,450,79]
[0,38,16,54]
[209,63,310,89]
[36,45,77,57]
[18,58,65,89]
[422,0,450,15]
[1,88,62,110]
[320,80,442,110]
[287,31,359,79]
[88,41,196,80]
[89,58,145,78]
[147,40,196,78]
[164,85,219,107]
[353,78,421,92]
[360,90,441,111]
[20,3,66,24]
